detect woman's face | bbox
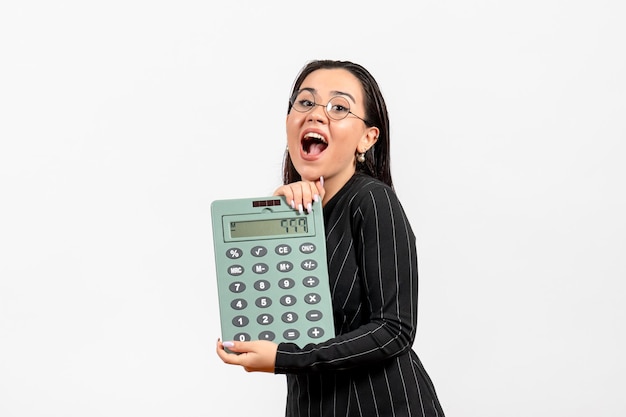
[286,68,378,187]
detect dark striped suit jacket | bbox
[275,173,445,417]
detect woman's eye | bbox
[299,99,315,108]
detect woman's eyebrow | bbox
[329,90,357,104]
[298,87,357,104]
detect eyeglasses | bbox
[290,89,368,123]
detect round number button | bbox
[230,298,248,310]
[228,282,246,293]
[280,294,297,306]
[254,280,271,291]
[281,311,299,323]
[255,296,272,308]
[232,315,249,327]
[233,332,251,342]
[279,278,295,289]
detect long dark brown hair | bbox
[282,60,393,188]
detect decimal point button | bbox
[258,331,276,341]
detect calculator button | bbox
[306,310,323,321]
[255,296,272,308]
[232,315,249,327]
[280,295,297,306]
[228,265,245,276]
[278,278,295,289]
[253,280,271,291]
[299,243,316,254]
[283,329,300,340]
[258,331,276,341]
[301,259,318,271]
[303,276,319,287]
[308,327,325,339]
[257,314,274,325]
[230,298,248,310]
[250,246,267,257]
[275,244,292,255]
[228,281,246,293]
[281,311,299,323]
[277,261,294,272]
[252,263,269,274]
[233,332,251,342]
[226,248,243,259]
[305,293,321,304]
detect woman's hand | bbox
[216,339,278,373]
[273,176,325,214]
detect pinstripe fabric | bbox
[275,174,445,417]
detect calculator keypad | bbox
[222,241,330,344]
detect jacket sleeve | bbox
[274,185,419,373]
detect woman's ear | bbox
[359,127,379,153]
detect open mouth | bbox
[301,132,328,156]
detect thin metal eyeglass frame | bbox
[289,94,369,124]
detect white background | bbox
[1,1,625,416]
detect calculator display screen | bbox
[229,217,309,238]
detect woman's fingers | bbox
[215,339,277,373]
[273,177,325,213]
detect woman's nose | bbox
[307,103,328,123]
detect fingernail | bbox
[320,176,324,186]
[290,200,295,209]
[313,194,319,203]
[298,204,304,215]
[222,341,235,348]
[307,202,312,213]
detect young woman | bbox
[216,59,445,417]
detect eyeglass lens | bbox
[291,90,352,120]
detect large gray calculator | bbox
[211,196,335,347]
